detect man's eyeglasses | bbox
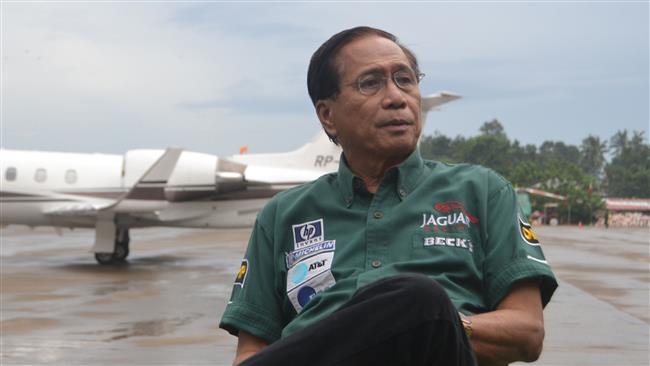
[354,70,425,96]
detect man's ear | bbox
[316,100,338,138]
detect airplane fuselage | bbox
[1,150,123,227]
[0,149,272,230]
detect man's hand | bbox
[467,279,545,366]
[233,330,268,365]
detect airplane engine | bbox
[164,152,245,202]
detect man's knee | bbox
[389,274,451,311]
[354,274,455,318]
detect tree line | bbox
[419,119,650,224]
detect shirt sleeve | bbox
[482,172,558,310]
[219,211,285,343]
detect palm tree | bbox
[609,130,629,157]
[580,135,607,178]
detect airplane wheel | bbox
[94,249,128,264]
[94,228,130,264]
[113,243,130,261]
[95,252,116,265]
[115,228,130,260]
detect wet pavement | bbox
[1,227,244,365]
[1,225,648,365]
[519,226,649,366]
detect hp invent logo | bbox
[300,224,317,240]
[292,218,324,249]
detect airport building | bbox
[601,198,650,227]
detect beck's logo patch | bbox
[519,216,540,246]
[234,259,248,287]
[292,219,324,249]
[423,236,474,252]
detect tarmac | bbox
[1,225,648,366]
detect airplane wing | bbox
[92,147,182,254]
[243,166,326,185]
[42,201,113,217]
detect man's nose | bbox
[381,78,407,109]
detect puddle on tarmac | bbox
[92,281,131,296]
[107,316,198,341]
[72,315,200,342]
[1,317,61,334]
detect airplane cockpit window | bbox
[65,169,78,184]
[5,167,17,181]
[34,168,47,183]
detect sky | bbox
[1,1,648,157]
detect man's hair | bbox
[307,26,420,144]
[307,26,420,106]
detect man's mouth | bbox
[377,119,414,128]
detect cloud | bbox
[2,2,647,156]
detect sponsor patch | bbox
[234,259,248,287]
[287,270,336,313]
[292,219,324,249]
[286,240,336,268]
[422,236,473,252]
[419,201,479,234]
[286,252,334,291]
[434,201,479,224]
[519,216,540,246]
[420,212,471,228]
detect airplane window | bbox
[65,169,77,184]
[5,167,17,181]
[34,168,47,183]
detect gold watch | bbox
[459,312,473,338]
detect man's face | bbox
[317,35,422,162]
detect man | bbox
[220,26,557,366]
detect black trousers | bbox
[240,274,477,366]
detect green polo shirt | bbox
[219,149,557,343]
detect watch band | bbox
[459,312,473,338]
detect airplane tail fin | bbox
[421,91,462,125]
[230,132,341,173]
[229,91,460,175]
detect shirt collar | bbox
[336,148,426,207]
[396,147,426,198]
[337,153,356,207]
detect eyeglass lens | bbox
[357,70,423,96]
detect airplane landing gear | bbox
[95,228,130,265]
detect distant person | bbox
[220,26,558,366]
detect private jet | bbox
[0,92,460,264]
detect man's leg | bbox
[240,274,477,366]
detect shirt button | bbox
[399,189,407,197]
[373,211,383,219]
[371,260,382,268]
